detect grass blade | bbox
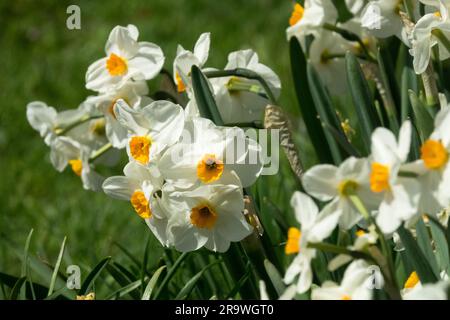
[175,261,220,300]
[106,263,140,300]
[106,279,144,300]
[397,226,438,284]
[47,236,67,297]
[79,256,111,295]
[263,259,286,296]
[153,252,188,300]
[9,277,26,300]
[21,229,34,278]
[142,265,166,300]
[113,241,141,270]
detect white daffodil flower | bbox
[210,49,281,124]
[184,98,201,120]
[286,0,338,42]
[402,108,450,215]
[401,271,422,298]
[164,173,253,252]
[303,157,380,230]
[403,279,449,300]
[26,101,90,145]
[86,24,164,93]
[410,0,450,74]
[284,192,340,294]
[85,80,151,149]
[173,33,211,95]
[369,121,420,234]
[159,117,262,188]
[360,0,410,42]
[50,136,104,191]
[328,227,378,271]
[114,99,185,166]
[308,30,350,95]
[311,259,375,300]
[102,161,170,246]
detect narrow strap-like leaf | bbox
[397,226,439,284]
[9,277,26,300]
[263,259,285,297]
[290,37,334,164]
[21,229,34,278]
[153,252,188,300]
[78,256,111,296]
[408,90,434,142]
[191,65,224,126]
[415,219,440,277]
[307,63,344,164]
[47,236,67,297]
[142,266,166,300]
[175,261,220,300]
[346,52,380,154]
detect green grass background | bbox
[0,0,311,285]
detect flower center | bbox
[341,295,352,300]
[106,53,128,76]
[130,190,152,219]
[175,72,186,93]
[91,118,106,136]
[285,227,301,255]
[338,180,359,196]
[129,136,152,165]
[404,271,420,289]
[421,139,448,170]
[289,3,304,26]
[370,163,390,193]
[355,230,366,237]
[190,202,218,229]
[197,154,224,183]
[69,159,82,177]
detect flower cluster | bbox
[288,0,450,92]
[27,25,280,253]
[26,1,450,300]
[281,0,450,300]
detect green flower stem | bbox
[308,241,401,299]
[421,62,439,107]
[349,194,400,298]
[90,143,113,162]
[55,115,103,136]
[348,195,370,220]
[321,52,365,61]
[203,68,277,104]
[307,242,375,263]
[322,23,377,63]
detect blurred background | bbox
[0,0,308,289]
